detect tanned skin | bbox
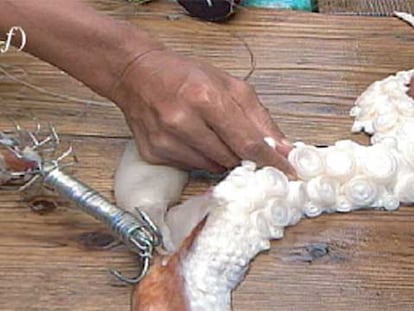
[0,1,295,177]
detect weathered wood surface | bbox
[318,0,414,15]
[0,1,413,310]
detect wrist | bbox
[108,45,172,112]
[106,29,167,105]
[0,0,166,103]
[77,20,167,99]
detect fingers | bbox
[127,107,227,172]
[203,97,297,178]
[133,127,225,173]
[120,51,297,176]
[165,120,240,169]
[232,80,293,157]
[240,139,297,179]
[246,104,293,157]
[143,97,240,170]
[152,133,225,172]
[229,79,296,176]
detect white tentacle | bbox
[114,68,414,310]
[181,69,414,310]
[114,140,189,252]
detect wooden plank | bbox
[318,0,414,15]
[0,137,213,311]
[0,138,413,311]
[0,1,413,310]
[1,1,413,139]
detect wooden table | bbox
[319,0,414,15]
[0,1,413,310]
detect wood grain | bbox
[0,1,413,310]
[318,0,414,15]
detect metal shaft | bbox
[42,165,155,254]
[0,126,159,283]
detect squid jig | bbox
[0,121,161,284]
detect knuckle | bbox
[178,81,214,105]
[244,99,273,123]
[260,112,276,128]
[240,141,265,160]
[212,149,239,168]
[222,156,240,168]
[160,109,188,130]
[139,146,159,164]
[148,132,171,155]
[231,79,254,95]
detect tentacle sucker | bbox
[324,147,356,182]
[288,144,324,180]
[342,175,379,208]
[114,68,414,311]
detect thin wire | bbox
[189,19,257,81]
[234,32,256,81]
[0,65,114,107]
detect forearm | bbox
[0,0,164,97]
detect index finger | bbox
[234,83,293,157]
[204,97,297,178]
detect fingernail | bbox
[277,139,294,157]
[286,165,298,180]
[211,166,227,174]
[281,138,293,147]
[287,173,297,181]
[264,136,277,149]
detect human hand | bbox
[0,0,295,175]
[112,49,296,177]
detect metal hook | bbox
[31,117,41,135]
[17,174,41,192]
[56,145,73,162]
[5,145,24,159]
[109,255,150,285]
[135,208,162,247]
[1,175,38,192]
[0,122,159,286]
[7,118,26,149]
[33,134,52,150]
[49,124,60,145]
[27,131,39,147]
[0,131,19,148]
[108,211,159,285]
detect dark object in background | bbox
[178,0,241,22]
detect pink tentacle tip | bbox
[407,76,414,99]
